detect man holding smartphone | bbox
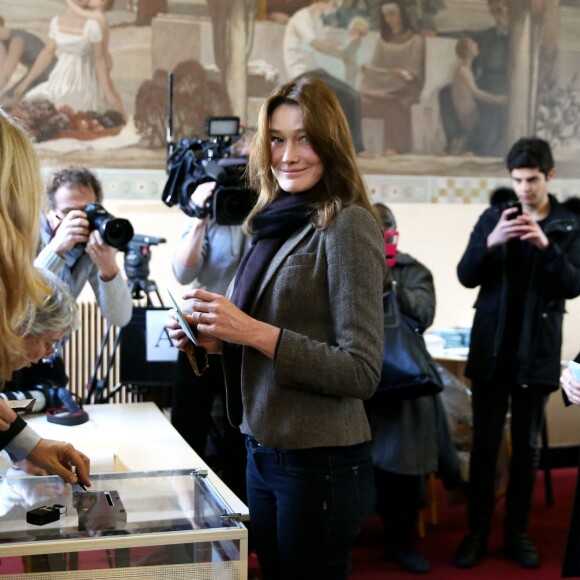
[454,137,580,569]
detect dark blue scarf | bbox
[230,185,324,313]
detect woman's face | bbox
[269,103,324,194]
[19,332,64,369]
[382,6,403,34]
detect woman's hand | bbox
[166,309,223,355]
[26,439,91,487]
[178,289,281,359]
[561,367,580,406]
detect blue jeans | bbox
[245,437,374,580]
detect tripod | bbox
[85,233,172,404]
[84,277,167,404]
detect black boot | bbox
[503,532,540,569]
[453,533,487,569]
[389,545,431,574]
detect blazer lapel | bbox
[249,222,314,313]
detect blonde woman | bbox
[0,109,90,487]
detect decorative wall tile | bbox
[40,167,580,206]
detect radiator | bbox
[63,302,128,404]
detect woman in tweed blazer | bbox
[167,74,385,580]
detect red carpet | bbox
[349,467,577,579]
[247,467,577,579]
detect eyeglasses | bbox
[37,336,60,358]
[43,340,60,356]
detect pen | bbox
[78,483,87,492]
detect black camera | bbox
[84,203,134,250]
[162,116,257,225]
[124,233,166,282]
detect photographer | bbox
[171,180,250,502]
[6,166,132,391]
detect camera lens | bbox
[84,203,134,250]
[214,187,257,225]
[102,218,134,249]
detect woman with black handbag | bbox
[367,203,456,574]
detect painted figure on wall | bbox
[447,36,508,155]
[283,0,367,154]
[359,1,425,155]
[18,0,124,117]
[1,0,578,176]
[0,16,57,98]
[439,0,509,157]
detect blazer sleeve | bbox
[274,206,385,400]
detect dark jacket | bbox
[368,250,438,475]
[457,194,580,390]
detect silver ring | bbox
[197,311,203,323]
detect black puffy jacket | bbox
[457,195,580,391]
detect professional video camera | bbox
[84,203,134,250]
[161,116,257,225]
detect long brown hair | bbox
[0,110,48,380]
[246,73,379,233]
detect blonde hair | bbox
[0,109,48,380]
[246,74,379,232]
[455,36,474,59]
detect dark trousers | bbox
[171,350,247,502]
[468,374,548,536]
[245,437,375,580]
[562,450,580,577]
[375,468,424,551]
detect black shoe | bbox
[389,547,431,574]
[453,533,487,568]
[503,533,540,569]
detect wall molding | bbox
[42,167,580,204]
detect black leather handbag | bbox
[374,289,443,401]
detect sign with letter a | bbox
[146,309,178,362]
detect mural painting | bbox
[1,0,580,177]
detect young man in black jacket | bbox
[454,137,580,569]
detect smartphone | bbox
[167,290,198,346]
[5,399,36,412]
[506,201,523,220]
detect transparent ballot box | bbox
[0,469,248,579]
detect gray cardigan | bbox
[223,204,386,449]
[172,220,249,297]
